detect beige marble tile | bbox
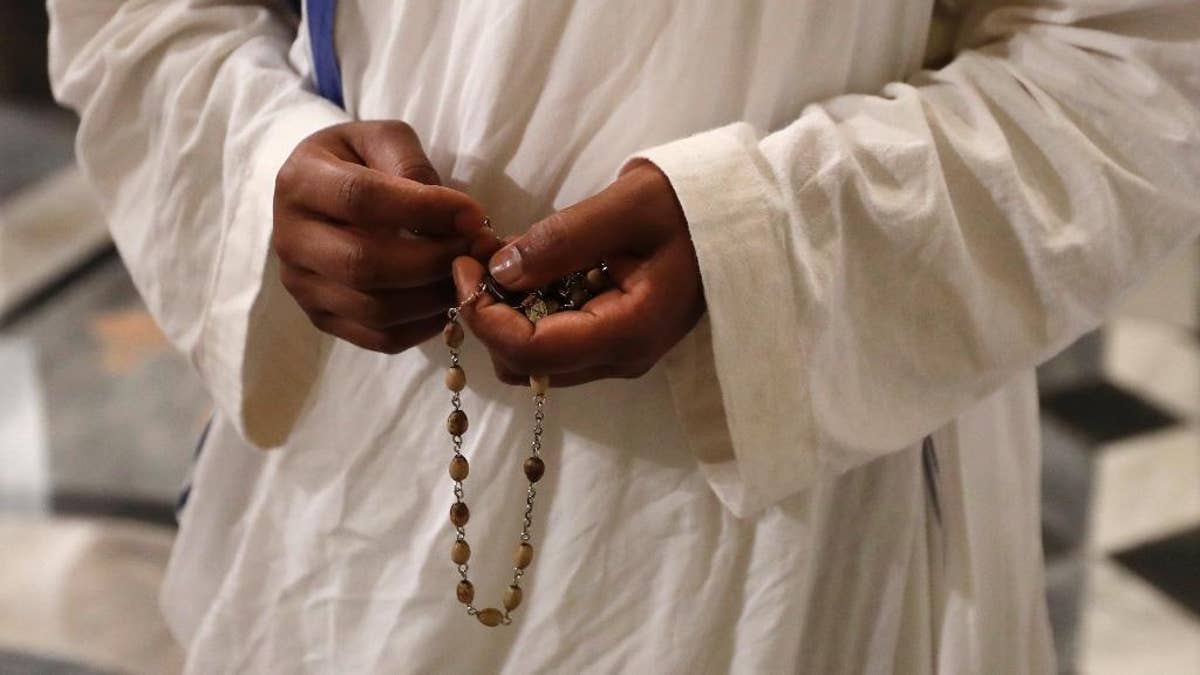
[0,516,183,675]
[0,167,110,317]
[1078,560,1200,675]
[1117,241,1198,331]
[1090,426,1200,554]
[1104,317,1200,422]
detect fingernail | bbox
[489,245,522,286]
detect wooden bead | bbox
[523,456,545,483]
[445,366,466,392]
[514,542,534,569]
[451,540,471,565]
[450,502,470,527]
[584,268,608,292]
[449,455,469,481]
[503,585,523,611]
[443,322,465,348]
[529,374,549,396]
[568,288,590,308]
[456,580,475,605]
[476,607,504,627]
[447,410,469,436]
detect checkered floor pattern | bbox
[1040,318,1200,674]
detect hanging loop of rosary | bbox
[441,222,610,627]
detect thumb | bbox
[487,195,635,291]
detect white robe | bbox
[48,0,1200,672]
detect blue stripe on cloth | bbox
[175,416,213,522]
[305,0,345,108]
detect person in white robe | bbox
[48,0,1200,672]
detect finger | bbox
[280,146,485,237]
[275,218,473,289]
[467,250,697,375]
[458,255,663,376]
[280,266,455,328]
[457,256,601,374]
[308,312,445,355]
[468,229,507,262]
[485,185,648,291]
[340,120,443,186]
[451,256,501,309]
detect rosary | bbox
[440,232,610,627]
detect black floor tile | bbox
[0,650,114,675]
[1041,379,1181,444]
[1112,524,1200,618]
[51,491,178,529]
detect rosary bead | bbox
[449,455,469,481]
[450,502,470,527]
[443,322,465,348]
[445,366,467,392]
[584,268,608,292]
[514,542,534,569]
[568,288,590,308]
[523,456,545,483]
[456,580,475,605]
[529,374,549,396]
[452,540,471,565]
[447,410,469,436]
[503,585,523,611]
[476,608,504,627]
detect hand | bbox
[453,161,705,386]
[273,120,503,354]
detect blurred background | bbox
[0,4,1197,674]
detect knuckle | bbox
[337,171,370,216]
[525,212,571,259]
[353,295,391,328]
[275,155,303,193]
[341,241,376,288]
[400,162,439,185]
[270,227,292,262]
[383,119,416,138]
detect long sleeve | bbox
[49,0,350,447]
[631,0,1200,517]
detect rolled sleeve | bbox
[206,100,349,447]
[627,124,825,518]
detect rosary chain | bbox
[443,297,545,627]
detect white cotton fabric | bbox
[48,0,1200,672]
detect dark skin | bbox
[274,120,705,386]
[272,120,503,354]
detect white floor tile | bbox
[1090,426,1200,554]
[0,338,48,512]
[1078,559,1200,675]
[1117,241,1198,331]
[1104,317,1200,422]
[0,516,183,675]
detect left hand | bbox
[452,160,705,386]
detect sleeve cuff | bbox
[200,97,350,448]
[624,123,822,518]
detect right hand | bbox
[272,121,503,354]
